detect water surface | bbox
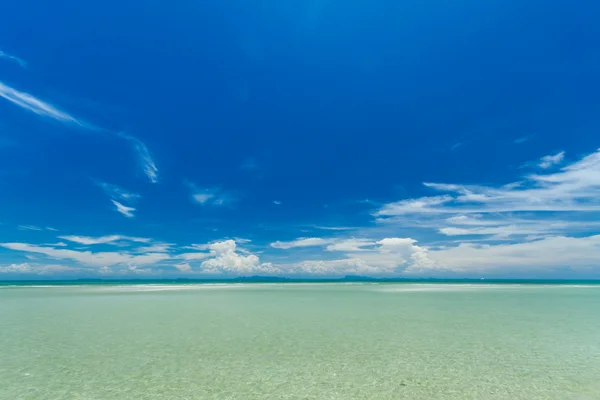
[1,283,599,399]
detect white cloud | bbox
[117,133,159,184]
[201,240,279,275]
[0,83,158,184]
[374,149,600,240]
[0,50,27,68]
[179,252,211,261]
[134,243,172,253]
[58,235,150,245]
[0,263,81,275]
[538,151,565,169]
[0,242,170,267]
[376,196,453,216]
[0,81,86,127]
[273,200,282,205]
[174,262,192,272]
[325,238,375,252]
[271,237,331,249]
[18,225,57,232]
[514,135,534,144]
[96,181,140,202]
[18,225,43,231]
[112,200,135,218]
[285,237,439,276]
[186,183,233,206]
[428,235,600,274]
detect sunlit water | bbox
[1,283,599,399]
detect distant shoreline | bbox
[2,276,600,286]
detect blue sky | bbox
[1,0,600,278]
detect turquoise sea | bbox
[1,282,599,399]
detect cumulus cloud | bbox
[201,240,279,275]
[269,236,440,276]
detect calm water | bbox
[1,283,599,399]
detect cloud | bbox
[174,262,192,272]
[117,133,158,183]
[0,82,158,184]
[311,226,355,231]
[200,240,279,275]
[0,81,87,127]
[134,243,172,253]
[112,200,135,218]
[538,151,565,169]
[514,134,534,144]
[273,200,282,205]
[58,235,150,245]
[95,181,139,218]
[271,237,331,249]
[0,263,81,275]
[18,225,57,231]
[375,150,600,217]
[179,252,212,261]
[428,235,600,274]
[186,182,234,206]
[325,238,375,252]
[96,181,140,202]
[284,237,439,276]
[451,142,462,151]
[0,50,27,68]
[0,242,170,267]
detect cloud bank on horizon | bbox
[1,0,600,278]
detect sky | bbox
[1,0,600,279]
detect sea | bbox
[1,281,599,399]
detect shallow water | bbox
[1,283,599,399]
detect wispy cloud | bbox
[0,242,169,268]
[0,50,27,68]
[186,182,234,206]
[0,263,81,275]
[111,200,136,218]
[94,181,140,218]
[0,81,87,127]
[513,134,535,144]
[273,200,282,205]
[451,142,462,151]
[117,133,158,183]
[374,148,600,243]
[96,181,140,202]
[0,82,159,183]
[539,151,565,169]
[58,235,150,245]
[271,237,331,249]
[18,225,57,232]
